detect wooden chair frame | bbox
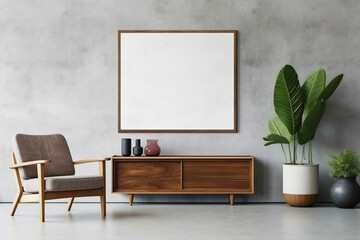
[9,153,109,222]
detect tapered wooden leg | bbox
[37,164,45,222]
[10,192,22,216]
[67,197,75,211]
[129,194,134,206]
[39,192,45,222]
[229,194,235,206]
[99,161,106,218]
[10,153,23,217]
[100,192,106,218]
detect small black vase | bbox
[330,177,360,208]
[133,139,143,156]
[121,138,131,156]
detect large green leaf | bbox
[319,74,343,101]
[298,100,326,144]
[301,69,325,115]
[268,117,293,142]
[263,134,290,146]
[274,65,304,135]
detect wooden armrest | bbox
[9,160,51,169]
[73,158,110,165]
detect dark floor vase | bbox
[330,177,360,208]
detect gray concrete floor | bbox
[0,202,359,240]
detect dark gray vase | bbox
[121,138,131,156]
[133,139,143,156]
[330,177,360,208]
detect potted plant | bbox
[327,149,360,208]
[264,64,343,207]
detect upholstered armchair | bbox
[10,134,109,222]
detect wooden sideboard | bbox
[111,155,254,205]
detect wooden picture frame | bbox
[118,30,237,133]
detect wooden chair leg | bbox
[39,198,45,222]
[10,192,22,216]
[10,153,23,217]
[100,194,106,218]
[99,161,106,218]
[67,197,75,211]
[37,164,45,222]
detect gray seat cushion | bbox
[23,175,104,193]
[13,134,75,180]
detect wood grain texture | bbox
[182,161,251,191]
[112,156,254,197]
[114,161,181,192]
[112,155,253,160]
[44,188,104,200]
[283,194,318,207]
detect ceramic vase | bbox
[330,177,360,208]
[121,138,131,156]
[133,139,143,156]
[283,163,319,207]
[145,139,161,156]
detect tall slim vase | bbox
[121,138,131,156]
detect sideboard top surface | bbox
[112,155,254,160]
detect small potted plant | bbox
[327,149,360,208]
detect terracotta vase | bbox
[145,139,161,156]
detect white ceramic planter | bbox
[283,163,319,207]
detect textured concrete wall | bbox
[1,0,360,203]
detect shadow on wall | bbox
[315,75,360,149]
[237,158,268,203]
[316,101,360,151]
[314,80,360,202]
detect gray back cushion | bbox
[13,134,75,180]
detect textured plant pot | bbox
[283,164,319,207]
[330,177,360,208]
[144,139,161,156]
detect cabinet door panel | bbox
[114,161,181,192]
[183,161,251,191]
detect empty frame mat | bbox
[118,30,237,132]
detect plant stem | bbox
[309,140,313,165]
[293,135,297,164]
[308,142,310,165]
[280,143,288,163]
[288,142,292,164]
[301,144,305,164]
